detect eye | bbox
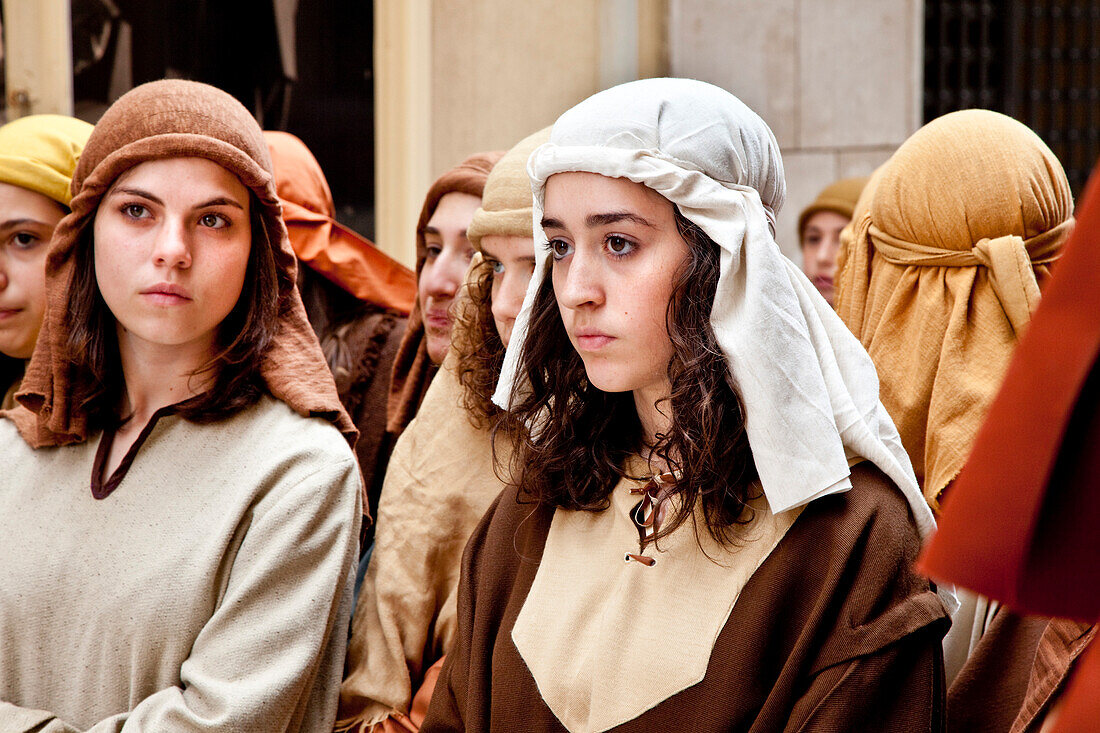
[11,232,40,249]
[489,259,505,275]
[199,212,229,229]
[548,239,574,260]
[123,203,150,220]
[606,235,635,257]
[424,243,442,260]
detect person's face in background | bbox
[0,182,67,359]
[419,192,480,363]
[801,210,849,306]
[480,234,535,348]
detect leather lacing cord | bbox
[625,470,679,567]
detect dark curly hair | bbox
[66,191,283,430]
[498,207,760,549]
[451,256,505,429]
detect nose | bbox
[152,218,192,269]
[0,258,8,291]
[555,246,603,310]
[815,234,838,266]
[492,270,529,328]
[422,248,464,300]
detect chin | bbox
[580,361,639,394]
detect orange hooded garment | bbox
[263,130,414,312]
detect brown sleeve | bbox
[784,608,947,732]
[946,608,1049,733]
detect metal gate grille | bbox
[924,0,1100,197]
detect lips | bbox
[424,309,451,331]
[0,307,22,321]
[140,282,192,305]
[812,276,834,290]
[575,328,616,351]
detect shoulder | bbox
[463,482,554,573]
[788,461,922,558]
[196,397,360,516]
[763,462,948,667]
[231,395,357,466]
[0,415,34,457]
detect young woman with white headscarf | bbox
[419,78,951,732]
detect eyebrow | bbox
[0,217,51,230]
[480,241,535,262]
[108,187,245,211]
[422,226,468,237]
[540,212,656,230]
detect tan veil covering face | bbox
[836,109,1074,506]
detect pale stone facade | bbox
[375,0,669,266]
[669,0,924,261]
[378,0,922,266]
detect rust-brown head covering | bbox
[263,131,416,313]
[835,109,1074,507]
[8,79,355,448]
[385,151,502,435]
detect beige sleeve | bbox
[2,456,362,733]
[338,439,439,729]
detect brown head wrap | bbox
[835,109,1074,506]
[264,131,415,313]
[8,79,356,447]
[385,151,502,435]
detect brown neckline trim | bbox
[90,404,180,500]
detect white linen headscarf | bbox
[493,77,936,545]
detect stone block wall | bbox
[669,0,923,261]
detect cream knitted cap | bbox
[466,126,552,251]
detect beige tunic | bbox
[0,395,362,731]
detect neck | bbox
[633,381,673,466]
[116,326,215,426]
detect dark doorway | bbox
[70,0,375,239]
[924,0,1100,198]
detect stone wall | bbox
[669,0,923,261]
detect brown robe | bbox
[422,462,950,732]
[946,608,1050,733]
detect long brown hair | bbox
[65,191,284,429]
[499,208,760,547]
[452,257,505,429]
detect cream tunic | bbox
[0,395,361,731]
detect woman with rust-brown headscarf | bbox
[0,79,361,731]
[338,128,546,733]
[385,152,501,438]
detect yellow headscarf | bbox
[836,109,1074,508]
[0,114,93,206]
